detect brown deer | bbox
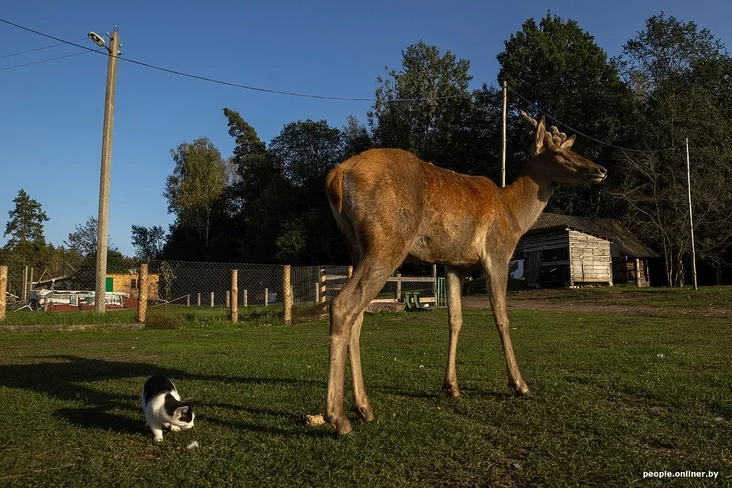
[323,113,607,436]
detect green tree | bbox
[342,115,373,159]
[64,216,115,258]
[224,108,279,209]
[368,40,474,166]
[131,225,166,262]
[164,137,227,245]
[3,189,48,248]
[611,13,732,285]
[267,119,350,264]
[497,12,629,215]
[270,119,343,188]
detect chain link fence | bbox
[1,260,445,319]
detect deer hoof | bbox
[513,386,532,398]
[330,417,353,437]
[442,383,460,398]
[354,404,374,422]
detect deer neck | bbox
[500,170,554,235]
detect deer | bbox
[323,113,607,436]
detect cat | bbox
[141,375,195,442]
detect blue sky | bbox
[1,0,730,257]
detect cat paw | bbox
[170,425,181,432]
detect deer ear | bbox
[560,134,576,150]
[534,116,547,154]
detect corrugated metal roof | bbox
[526,213,660,258]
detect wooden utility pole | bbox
[501,80,508,188]
[685,138,698,290]
[95,28,121,313]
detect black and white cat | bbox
[141,375,195,442]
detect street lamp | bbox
[90,27,121,313]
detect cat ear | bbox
[173,406,189,418]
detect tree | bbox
[497,12,629,215]
[131,225,166,262]
[611,13,732,285]
[342,115,373,159]
[3,189,48,248]
[368,41,474,166]
[64,216,113,257]
[224,108,277,209]
[270,119,343,189]
[164,137,227,245]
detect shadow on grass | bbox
[0,355,326,437]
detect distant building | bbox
[31,269,159,310]
[513,213,659,287]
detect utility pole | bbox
[685,138,698,290]
[501,80,507,188]
[92,28,121,312]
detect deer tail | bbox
[325,165,345,213]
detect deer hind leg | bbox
[348,312,372,421]
[443,266,465,398]
[484,258,530,396]
[326,253,406,436]
[344,246,372,422]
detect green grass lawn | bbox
[0,295,730,486]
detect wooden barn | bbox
[514,213,659,287]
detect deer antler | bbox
[520,111,537,128]
[548,126,568,146]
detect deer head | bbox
[520,112,607,185]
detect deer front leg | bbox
[484,259,530,396]
[349,311,373,421]
[443,266,464,398]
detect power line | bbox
[508,87,680,154]
[0,38,88,59]
[0,50,94,72]
[1,17,467,103]
[0,17,690,154]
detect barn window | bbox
[541,247,569,262]
[130,279,138,290]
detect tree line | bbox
[4,12,731,287]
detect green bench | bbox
[402,291,433,311]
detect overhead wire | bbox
[508,86,680,153]
[0,38,87,59]
[0,50,96,72]
[0,17,465,103]
[0,17,681,154]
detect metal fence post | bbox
[137,263,148,323]
[264,287,269,307]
